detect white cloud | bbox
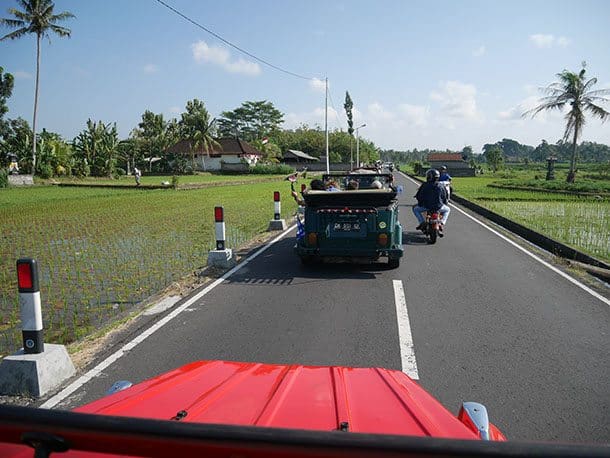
[472,45,486,57]
[529,34,570,48]
[309,78,327,93]
[398,104,430,127]
[191,40,261,76]
[430,81,479,119]
[14,70,32,79]
[143,64,158,74]
[498,95,562,122]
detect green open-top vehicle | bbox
[294,172,403,268]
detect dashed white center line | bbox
[392,279,419,379]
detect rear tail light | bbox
[378,233,388,246]
[307,233,317,246]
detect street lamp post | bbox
[355,124,366,168]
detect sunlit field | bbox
[453,177,609,263]
[0,181,298,357]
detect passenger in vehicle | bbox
[347,180,359,190]
[291,178,326,205]
[371,180,383,189]
[325,180,341,191]
[413,169,450,231]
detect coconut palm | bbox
[525,63,609,182]
[1,0,74,176]
[179,99,218,171]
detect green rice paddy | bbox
[0,181,298,357]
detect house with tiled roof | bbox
[167,138,263,171]
[426,153,474,177]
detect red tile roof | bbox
[427,153,464,162]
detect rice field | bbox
[0,181,298,357]
[453,177,609,263]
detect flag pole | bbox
[325,76,329,174]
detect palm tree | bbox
[1,0,74,176]
[525,63,609,182]
[179,99,218,172]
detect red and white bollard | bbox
[0,258,75,397]
[268,191,287,231]
[214,206,226,250]
[207,206,236,269]
[273,191,281,221]
[17,258,43,354]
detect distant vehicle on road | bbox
[295,172,403,268]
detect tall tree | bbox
[482,144,504,172]
[525,63,609,182]
[343,91,354,135]
[1,0,74,176]
[217,100,283,142]
[0,67,14,143]
[179,99,218,171]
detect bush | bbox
[247,164,295,175]
[37,164,54,179]
[0,168,8,188]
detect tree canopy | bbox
[217,100,283,142]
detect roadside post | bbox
[207,206,237,269]
[267,191,287,231]
[0,258,75,397]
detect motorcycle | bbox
[422,210,443,244]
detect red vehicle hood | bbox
[74,360,478,439]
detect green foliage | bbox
[247,163,295,174]
[483,144,504,172]
[0,168,7,188]
[273,126,378,165]
[73,119,120,177]
[0,67,14,140]
[1,117,32,171]
[344,91,354,135]
[217,100,283,142]
[179,99,218,170]
[36,163,53,179]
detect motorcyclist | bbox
[413,169,450,234]
[439,165,452,200]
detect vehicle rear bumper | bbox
[295,245,403,259]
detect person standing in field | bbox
[134,167,142,186]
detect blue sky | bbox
[2,0,610,153]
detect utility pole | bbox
[355,123,366,168]
[325,77,329,174]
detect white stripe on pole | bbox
[19,291,43,331]
[215,221,225,250]
[274,201,281,220]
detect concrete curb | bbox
[405,173,610,271]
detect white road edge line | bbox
[399,171,610,307]
[41,224,297,409]
[392,279,419,379]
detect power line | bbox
[153,0,320,81]
[327,87,347,129]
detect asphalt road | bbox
[46,172,610,444]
